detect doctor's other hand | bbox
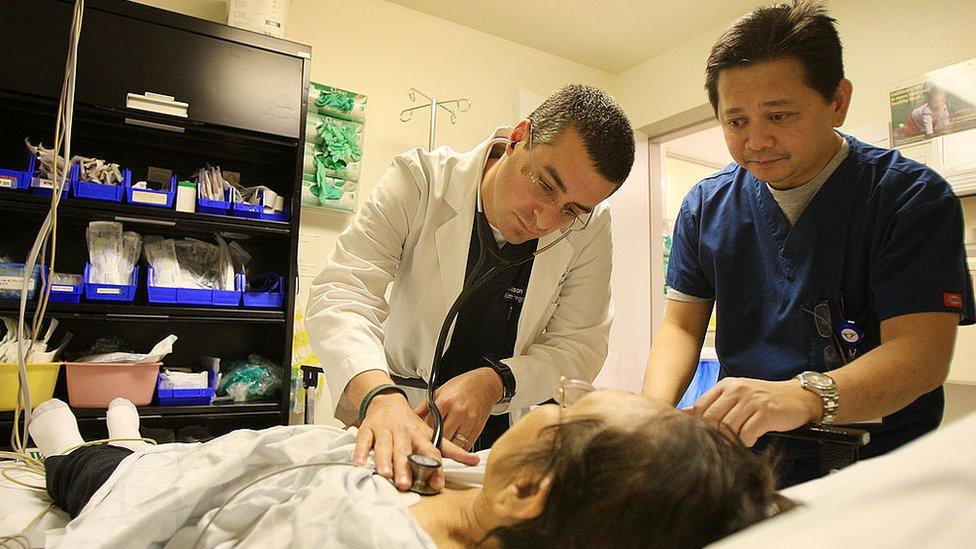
[415,367,504,451]
[691,377,823,447]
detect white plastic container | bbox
[226,0,289,38]
[175,180,196,213]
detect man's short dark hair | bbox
[529,84,635,187]
[705,1,844,113]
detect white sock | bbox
[28,399,84,457]
[106,398,150,451]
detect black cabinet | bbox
[0,0,311,445]
[1,0,308,138]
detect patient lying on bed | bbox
[29,390,783,548]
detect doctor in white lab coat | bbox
[306,85,635,491]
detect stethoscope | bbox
[408,136,575,494]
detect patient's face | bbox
[487,391,673,471]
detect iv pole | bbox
[399,88,471,150]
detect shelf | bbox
[74,401,282,419]
[0,402,282,425]
[0,0,305,439]
[0,191,291,236]
[0,301,286,323]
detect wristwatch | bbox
[484,357,516,404]
[795,371,839,425]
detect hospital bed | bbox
[1,394,969,547]
[771,423,870,473]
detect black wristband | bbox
[359,383,407,422]
[484,357,516,404]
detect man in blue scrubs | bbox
[643,1,974,486]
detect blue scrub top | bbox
[668,134,975,450]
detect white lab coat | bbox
[306,127,613,423]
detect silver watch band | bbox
[796,371,839,425]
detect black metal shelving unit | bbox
[0,0,311,445]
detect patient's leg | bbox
[29,398,138,518]
[45,445,132,518]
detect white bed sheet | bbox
[0,461,69,547]
[0,439,487,548]
[1,414,972,548]
[711,412,976,548]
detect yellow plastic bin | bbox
[65,362,161,408]
[0,362,62,411]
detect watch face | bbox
[803,372,834,390]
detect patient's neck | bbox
[410,487,498,548]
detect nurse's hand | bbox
[415,367,504,451]
[691,377,822,447]
[355,393,480,492]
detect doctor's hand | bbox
[691,377,823,447]
[354,392,479,492]
[415,367,504,451]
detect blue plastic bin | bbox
[212,273,244,306]
[47,276,84,304]
[676,358,720,410]
[0,263,48,300]
[28,156,70,199]
[243,274,284,309]
[146,265,208,305]
[147,266,242,306]
[232,189,285,219]
[231,200,262,218]
[83,264,138,302]
[126,175,176,208]
[258,207,288,222]
[0,167,27,192]
[197,188,232,216]
[72,163,130,203]
[1,155,33,192]
[157,370,218,406]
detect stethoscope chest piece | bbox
[408,453,441,495]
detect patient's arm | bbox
[642,298,714,404]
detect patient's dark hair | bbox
[529,84,635,187]
[489,412,782,548]
[705,1,844,114]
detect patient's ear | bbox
[493,475,553,522]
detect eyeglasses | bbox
[801,300,849,369]
[524,127,593,232]
[553,376,596,409]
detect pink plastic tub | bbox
[65,362,162,408]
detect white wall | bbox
[287,0,616,312]
[134,0,615,312]
[616,0,976,134]
[130,0,226,20]
[595,132,651,392]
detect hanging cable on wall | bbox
[13,0,85,452]
[398,88,471,150]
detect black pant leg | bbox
[45,445,133,518]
